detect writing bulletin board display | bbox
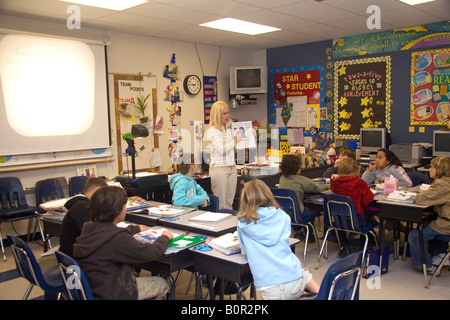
[113,74,159,174]
[410,48,450,125]
[334,56,391,139]
[270,66,324,129]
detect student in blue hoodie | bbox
[237,179,320,300]
[170,153,210,209]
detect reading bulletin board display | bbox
[334,56,391,140]
[113,74,159,174]
[410,48,450,125]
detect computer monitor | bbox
[360,127,387,153]
[432,130,450,157]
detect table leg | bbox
[167,274,176,300]
[418,224,428,285]
[379,218,386,273]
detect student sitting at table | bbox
[237,179,320,300]
[278,153,330,238]
[323,146,356,179]
[331,158,375,257]
[361,148,412,188]
[170,153,210,209]
[59,177,108,258]
[408,156,450,275]
[73,186,173,300]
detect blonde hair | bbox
[238,179,280,224]
[206,101,230,131]
[430,156,450,179]
[338,158,360,177]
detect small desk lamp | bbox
[122,124,149,182]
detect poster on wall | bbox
[113,74,158,174]
[334,56,391,139]
[270,66,324,129]
[203,76,217,125]
[410,47,450,125]
[333,21,450,58]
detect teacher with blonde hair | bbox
[203,101,242,210]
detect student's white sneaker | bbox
[432,253,450,267]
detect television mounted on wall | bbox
[230,66,267,94]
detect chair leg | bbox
[0,228,5,261]
[22,283,34,300]
[315,228,332,270]
[303,226,309,267]
[35,216,51,250]
[425,250,450,289]
[186,272,196,295]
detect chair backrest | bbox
[0,177,31,213]
[270,188,302,224]
[7,234,46,288]
[407,171,429,187]
[35,178,65,213]
[324,193,361,232]
[68,176,89,197]
[54,251,95,300]
[317,251,363,300]
[217,208,238,215]
[202,194,219,212]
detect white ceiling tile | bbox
[271,1,358,21]
[381,6,446,28]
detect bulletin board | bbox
[334,56,391,139]
[270,66,324,129]
[112,74,160,174]
[410,47,450,125]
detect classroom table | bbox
[136,226,208,300]
[135,210,238,299]
[190,238,300,300]
[376,198,432,285]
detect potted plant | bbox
[134,93,151,123]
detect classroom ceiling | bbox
[0,0,449,50]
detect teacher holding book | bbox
[203,101,242,210]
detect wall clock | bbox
[183,75,202,95]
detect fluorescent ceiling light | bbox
[200,18,281,35]
[398,0,435,5]
[61,0,148,11]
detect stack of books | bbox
[147,204,191,218]
[188,212,232,228]
[126,196,151,212]
[206,232,241,255]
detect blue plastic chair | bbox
[35,178,65,214]
[218,208,238,215]
[316,251,363,300]
[54,250,95,300]
[68,176,89,197]
[270,188,320,266]
[0,177,43,260]
[7,234,64,300]
[315,193,378,271]
[425,234,450,289]
[407,171,429,187]
[202,194,219,212]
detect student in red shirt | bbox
[330,158,375,257]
